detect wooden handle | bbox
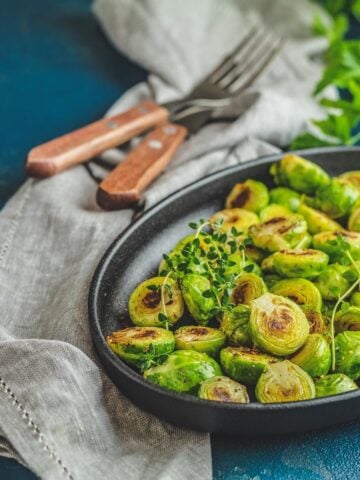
[97,123,187,210]
[26,101,169,178]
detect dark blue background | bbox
[1,1,359,478]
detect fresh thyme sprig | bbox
[161,219,252,318]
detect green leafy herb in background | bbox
[291,0,360,149]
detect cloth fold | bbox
[0,0,329,478]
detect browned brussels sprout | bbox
[315,179,359,219]
[249,293,310,356]
[225,179,269,213]
[220,305,252,346]
[220,346,278,385]
[312,231,360,262]
[249,215,309,253]
[230,273,267,306]
[198,376,250,403]
[269,249,329,278]
[174,326,225,357]
[270,278,322,312]
[210,208,259,235]
[335,306,360,333]
[129,277,184,327]
[270,154,329,194]
[297,203,341,235]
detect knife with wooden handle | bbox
[26,101,169,178]
[97,123,187,210]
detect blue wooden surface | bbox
[1,1,360,479]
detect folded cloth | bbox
[0,0,329,478]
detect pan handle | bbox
[26,101,169,178]
[97,124,187,210]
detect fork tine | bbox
[226,37,284,94]
[206,25,258,84]
[216,31,277,90]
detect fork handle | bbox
[97,124,187,210]
[26,101,169,178]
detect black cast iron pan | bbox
[89,146,360,435]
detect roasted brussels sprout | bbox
[351,292,360,307]
[106,327,175,369]
[174,326,225,357]
[315,264,350,301]
[144,350,222,394]
[230,273,267,306]
[249,215,308,253]
[348,206,360,232]
[297,203,341,235]
[270,278,322,312]
[259,204,292,222]
[335,331,360,380]
[225,179,269,213]
[315,179,359,219]
[270,154,329,194]
[312,231,360,261]
[210,208,259,235]
[339,171,360,192]
[269,249,329,278]
[220,305,252,346]
[129,277,184,327]
[335,307,360,333]
[249,293,310,356]
[181,274,215,325]
[315,373,358,398]
[220,346,277,385]
[290,334,331,377]
[198,376,250,403]
[255,360,315,403]
[269,187,301,212]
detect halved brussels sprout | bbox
[270,278,322,312]
[210,208,259,235]
[305,310,327,335]
[181,274,215,325]
[335,331,360,380]
[259,204,292,222]
[351,292,360,306]
[225,179,269,213]
[335,307,360,333]
[339,171,360,192]
[220,346,277,385]
[106,327,175,369]
[174,326,225,357]
[255,360,316,403]
[297,204,341,235]
[269,187,301,212]
[269,249,329,278]
[312,231,360,261]
[315,179,359,219]
[348,206,360,232]
[245,245,267,264]
[144,350,222,394]
[315,373,358,398]
[249,215,308,253]
[315,264,350,301]
[270,154,329,194]
[198,376,250,403]
[249,293,310,356]
[220,305,251,346]
[230,273,267,306]
[129,277,184,327]
[290,334,331,377]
